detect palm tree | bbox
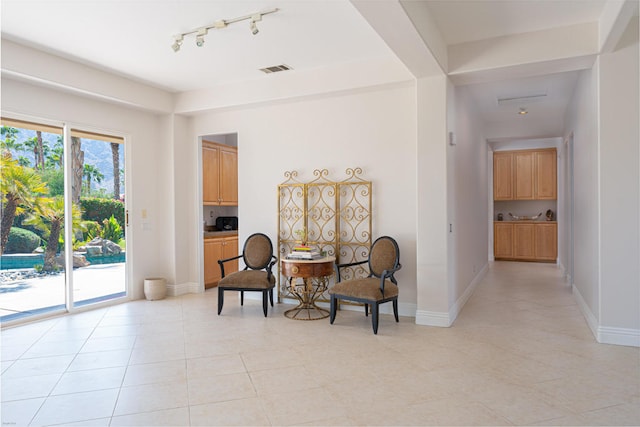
[0,154,48,254]
[83,164,104,195]
[110,142,120,199]
[24,132,46,170]
[0,126,22,157]
[71,136,84,204]
[25,197,82,271]
[45,137,64,169]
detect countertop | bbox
[204,230,238,239]
[494,221,557,224]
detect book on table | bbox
[287,247,324,260]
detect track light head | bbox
[172,35,183,52]
[196,28,208,47]
[250,20,259,35]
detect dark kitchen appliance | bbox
[215,216,238,231]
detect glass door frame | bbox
[63,123,132,314]
[0,114,131,325]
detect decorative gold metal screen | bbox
[277,168,372,303]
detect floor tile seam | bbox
[579,400,638,415]
[461,387,579,421]
[1,323,56,362]
[109,333,143,421]
[530,384,631,414]
[473,398,529,425]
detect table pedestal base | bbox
[284,304,329,320]
[281,256,335,321]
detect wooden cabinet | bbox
[494,222,557,262]
[514,151,535,200]
[493,148,556,200]
[494,222,514,258]
[204,236,239,288]
[203,140,238,206]
[534,223,558,261]
[513,223,535,259]
[534,150,557,199]
[493,152,514,200]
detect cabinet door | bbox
[494,223,513,259]
[535,150,557,200]
[222,237,239,275]
[513,223,535,259]
[514,152,535,200]
[204,239,223,288]
[219,148,238,206]
[535,223,557,261]
[202,145,220,205]
[493,152,513,200]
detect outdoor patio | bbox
[0,263,125,320]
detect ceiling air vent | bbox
[259,64,293,74]
[496,92,547,106]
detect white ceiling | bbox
[423,0,606,45]
[1,0,395,93]
[0,0,618,139]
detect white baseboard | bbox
[415,263,488,328]
[572,283,599,338]
[167,281,202,297]
[572,284,639,347]
[598,326,640,347]
[415,310,452,327]
[449,263,488,322]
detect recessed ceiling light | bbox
[518,108,528,115]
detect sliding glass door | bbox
[0,119,127,322]
[70,130,126,307]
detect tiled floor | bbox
[2,261,639,426]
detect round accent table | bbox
[280,256,335,320]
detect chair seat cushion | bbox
[219,270,275,290]
[329,278,398,301]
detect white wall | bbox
[415,75,450,325]
[1,78,173,300]
[564,64,600,328]
[448,84,489,314]
[597,17,640,338]
[182,83,419,314]
[563,16,640,346]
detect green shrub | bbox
[82,220,102,241]
[38,168,64,197]
[81,197,124,226]
[102,215,123,243]
[5,227,42,254]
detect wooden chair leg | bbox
[329,295,337,324]
[372,303,379,334]
[262,290,268,317]
[393,299,399,322]
[364,303,369,317]
[217,287,224,315]
[269,288,274,307]
[241,291,244,306]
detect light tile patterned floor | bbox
[2,262,639,426]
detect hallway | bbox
[2,262,639,426]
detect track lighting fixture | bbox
[171,8,278,52]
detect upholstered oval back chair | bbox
[217,233,277,317]
[329,236,401,334]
